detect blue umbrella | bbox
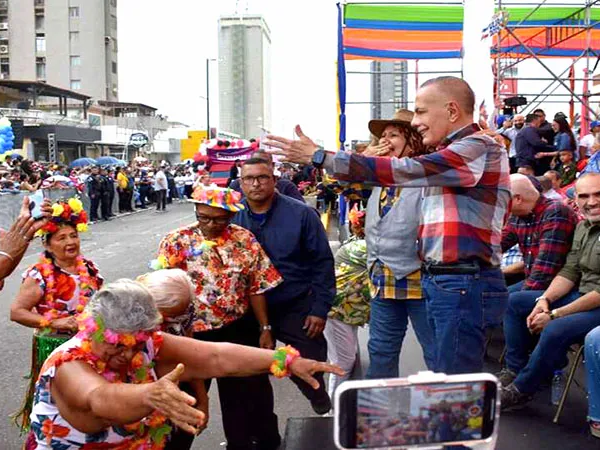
[69,157,97,168]
[96,156,126,166]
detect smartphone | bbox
[334,372,499,450]
[28,190,45,220]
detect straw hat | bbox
[368,109,415,139]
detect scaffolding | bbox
[338,1,600,146]
[493,0,600,127]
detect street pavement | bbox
[0,202,596,449]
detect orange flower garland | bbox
[38,254,93,331]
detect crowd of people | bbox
[1,74,600,448]
[0,155,223,221]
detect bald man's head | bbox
[411,76,477,147]
[420,77,475,115]
[510,173,541,216]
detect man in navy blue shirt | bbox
[515,113,555,175]
[231,157,335,414]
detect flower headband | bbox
[77,311,155,348]
[348,205,366,227]
[35,197,88,238]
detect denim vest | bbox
[365,186,422,279]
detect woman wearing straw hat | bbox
[362,109,436,379]
[154,185,284,450]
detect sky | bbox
[117,0,598,149]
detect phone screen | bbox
[28,190,45,220]
[338,381,497,449]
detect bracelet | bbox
[0,250,14,262]
[270,345,300,378]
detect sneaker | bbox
[501,383,533,412]
[310,393,332,415]
[590,421,600,439]
[496,368,517,387]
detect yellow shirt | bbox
[117,172,128,189]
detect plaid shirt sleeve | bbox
[524,205,577,290]
[501,218,519,253]
[332,136,489,188]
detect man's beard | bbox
[514,123,524,130]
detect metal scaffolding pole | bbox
[502,26,599,119]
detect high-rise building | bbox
[370,61,408,120]
[4,0,118,101]
[218,14,271,139]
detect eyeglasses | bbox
[240,175,272,185]
[196,213,230,225]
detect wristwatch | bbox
[535,295,547,303]
[549,309,558,320]
[311,149,327,169]
[260,325,272,332]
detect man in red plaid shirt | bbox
[501,174,578,293]
[266,76,511,375]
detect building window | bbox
[111,61,117,74]
[70,79,81,90]
[70,55,81,67]
[110,0,117,7]
[69,6,79,18]
[69,31,79,47]
[36,59,46,79]
[35,15,45,30]
[35,36,46,52]
[110,14,117,30]
[1,57,9,77]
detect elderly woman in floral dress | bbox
[25,279,343,449]
[10,197,102,430]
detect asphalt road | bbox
[0,202,596,449]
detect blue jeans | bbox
[366,296,435,379]
[422,268,508,374]
[504,289,600,394]
[507,280,524,294]
[585,326,600,422]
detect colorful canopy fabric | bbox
[344,4,464,60]
[342,3,600,60]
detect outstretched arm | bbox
[52,361,204,435]
[157,333,343,388]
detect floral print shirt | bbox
[328,238,371,326]
[28,336,163,449]
[158,224,283,332]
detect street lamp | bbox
[206,58,217,140]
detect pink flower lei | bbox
[76,311,155,348]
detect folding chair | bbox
[553,343,585,424]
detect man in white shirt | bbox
[499,114,525,173]
[580,120,600,159]
[154,164,168,212]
